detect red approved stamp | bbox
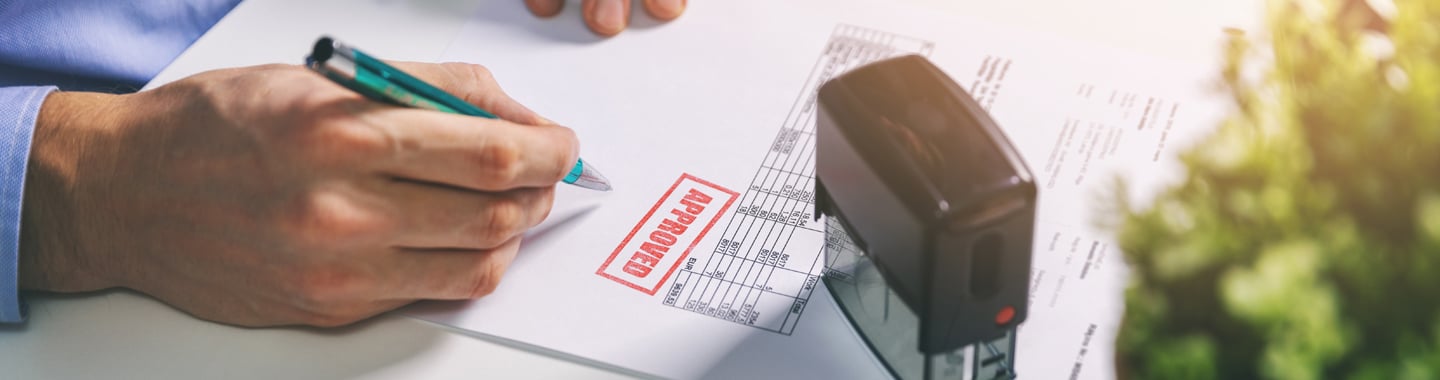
[597,173,738,295]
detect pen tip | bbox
[572,161,613,192]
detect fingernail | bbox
[594,0,626,33]
[653,0,684,15]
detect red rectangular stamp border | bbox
[596,173,739,295]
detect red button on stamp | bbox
[597,173,738,295]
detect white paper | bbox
[405,1,1229,378]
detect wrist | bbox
[19,91,128,292]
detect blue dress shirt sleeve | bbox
[1,0,243,91]
[0,85,52,323]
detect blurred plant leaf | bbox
[1113,0,1440,378]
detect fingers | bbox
[385,238,523,300]
[527,0,685,37]
[524,0,564,17]
[642,0,685,21]
[583,0,631,36]
[364,107,579,191]
[384,181,554,249]
[387,61,550,126]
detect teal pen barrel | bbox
[309,36,611,191]
[563,160,585,184]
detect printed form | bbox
[405,0,1230,378]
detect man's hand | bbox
[524,0,685,37]
[20,62,576,327]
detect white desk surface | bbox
[1,0,1258,378]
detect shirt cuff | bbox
[0,86,54,323]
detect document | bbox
[405,0,1229,378]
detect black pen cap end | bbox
[309,36,335,65]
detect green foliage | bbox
[1112,0,1440,378]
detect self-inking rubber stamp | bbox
[815,55,1037,380]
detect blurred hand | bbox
[525,0,686,37]
[20,62,577,327]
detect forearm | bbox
[20,91,127,293]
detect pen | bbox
[304,36,612,191]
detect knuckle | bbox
[457,62,495,83]
[533,187,557,225]
[514,187,556,228]
[286,191,391,245]
[556,124,579,145]
[475,199,524,246]
[435,62,495,105]
[475,138,522,186]
[466,272,501,299]
[465,254,511,298]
